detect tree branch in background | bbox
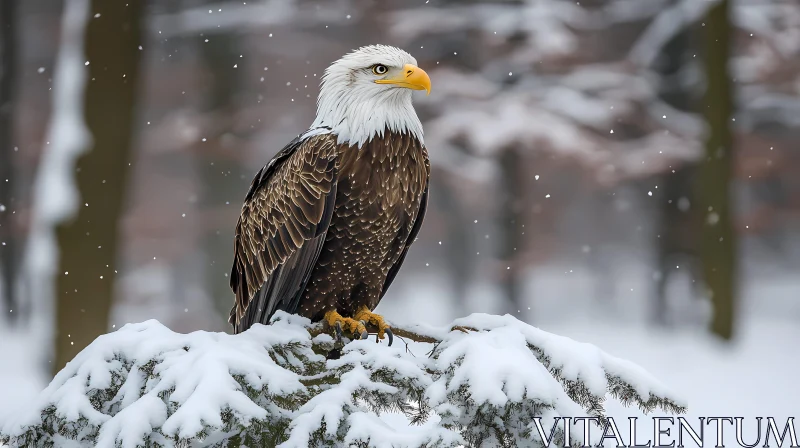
[54,0,143,373]
[698,0,737,340]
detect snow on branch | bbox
[1,312,685,447]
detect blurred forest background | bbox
[0,0,799,427]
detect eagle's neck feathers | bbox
[311,87,423,148]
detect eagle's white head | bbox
[310,45,431,148]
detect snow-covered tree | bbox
[1,312,684,447]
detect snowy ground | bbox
[1,258,797,441]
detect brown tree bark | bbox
[54,0,143,373]
[0,0,18,323]
[430,170,471,315]
[196,25,245,324]
[698,0,737,340]
[652,8,701,326]
[498,147,525,314]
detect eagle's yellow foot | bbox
[353,306,393,346]
[324,309,368,343]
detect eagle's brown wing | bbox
[230,132,338,333]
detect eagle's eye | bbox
[372,64,389,75]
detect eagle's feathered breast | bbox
[230,129,429,332]
[306,130,429,318]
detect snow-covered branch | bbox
[1,312,685,447]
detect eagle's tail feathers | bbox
[233,232,329,334]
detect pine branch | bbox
[1,313,686,448]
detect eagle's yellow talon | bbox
[353,306,391,341]
[324,309,367,341]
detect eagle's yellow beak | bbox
[375,64,431,95]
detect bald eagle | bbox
[229,45,431,345]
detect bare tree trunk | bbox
[196,25,244,323]
[0,0,18,323]
[653,12,699,325]
[698,0,737,340]
[430,170,471,315]
[54,0,142,373]
[498,147,525,314]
